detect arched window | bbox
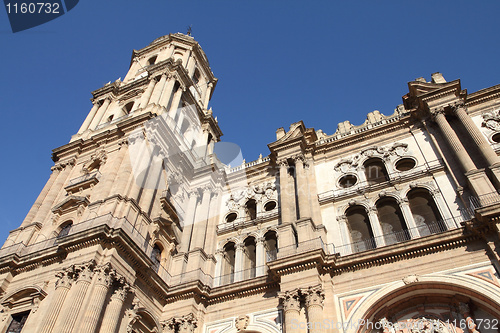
[123,101,134,115]
[57,221,73,238]
[376,197,409,244]
[346,206,374,252]
[407,188,444,235]
[147,55,157,66]
[192,68,201,85]
[243,237,256,279]
[151,244,162,272]
[222,242,236,284]
[264,230,278,261]
[180,118,190,135]
[245,199,257,220]
[364,158,389,185]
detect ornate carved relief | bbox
[82,149,107,174]
[335,143,409,174]
[225,181,277,209]
[402,274,419,285]
[234,315,249,331]
[482,110,500,131]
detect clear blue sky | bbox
[1,1,500,243]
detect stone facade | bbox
[0,33,500,333]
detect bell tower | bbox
[0,33,224,333]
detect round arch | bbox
[348,274,500,333]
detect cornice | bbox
[315,118,410,156]
[328,228,473,274]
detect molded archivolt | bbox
[342,272,500,333]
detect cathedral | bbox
[1,33,500,333]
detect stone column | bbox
[454,105,500,166]
[256,237,266,276]
[214,250,224,287]
[279,161,294,224]
[432,110,476,173]
[278,289,302,333]
[109,141,132,197]
[32,160,74,224]
[78,102,100,134]
[368,207,386,247]
[459,303,480,333]
[179,190,199,253]
[190,186,211,250]
[138,150,164,214]
[454,105,500,187]
[150,74,167,105]
[22,167,60,227]
[337,216,352,255]
[38,269,74,333]
[100,281,130,333]
[203,82,213,109]
[100,141,128,200]
[294,156,311,219]
[234,243,244,282]
[302,286,325,333]
[399,199,421,238]
[56,262,94,333]
[78,264,114,333]
[89,98,111,130]
[169,86,183,114]
[159,76,175,108]
[139,78,157,109]
[204,192,221,255]
[306,158,323,225]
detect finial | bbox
[187,25,193,36]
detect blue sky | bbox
[1,1,500,243]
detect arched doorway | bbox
[353,281,500,333]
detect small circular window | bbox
[492,133,500,143]
[264,201,277,211]
[339,175,357,188]
[225,213,237,223]
[395,158,416,171]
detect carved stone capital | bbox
[76,260,95,283]
[94,263,115,287]
[430,107,446,121]
[55,269,75,290]
[178,313,198,333]
[277,159,289,168]
[111,282,131,302]
[278,289,301,313]
[302,285,325,309]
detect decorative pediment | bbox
[273,121,306,143]
[0,285,47,315]
[65,170,101,194]
[51,195,89,216]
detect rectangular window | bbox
[6,311,30,333]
